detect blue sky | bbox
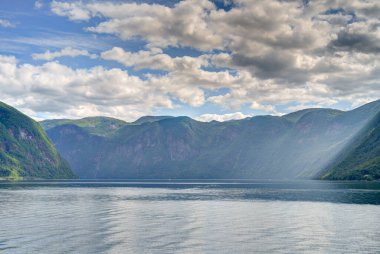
[0,0,379,121]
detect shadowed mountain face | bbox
[0,102,76,180]
[42,100,380,180]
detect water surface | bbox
[0,180,379,253]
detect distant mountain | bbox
[0,102,76,180]
[282,108,342,123]
[41,116,127,137]
[132,116,174,125]
[42,100,380,180]
[40,116,173,137]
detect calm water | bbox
[0,180,379,253]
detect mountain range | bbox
[40,100,380,180]
[1,100,379,181]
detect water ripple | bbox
[0,181,379,253]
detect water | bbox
[0,180,379,253]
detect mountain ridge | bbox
[41,100,380,180]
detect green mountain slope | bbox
[0,102,76,180]
[40,116,127,137]
[322,111,380,180]
[42,100,380,180]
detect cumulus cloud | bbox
[100,47,243,107]
[51,1,91,21]
[50,0,380,85]
[101,47,175,71]
[196,112,252,122]
[32,47,97,61]
[329,23,380,54]
[52,0,222,50]
[101,47,211,71]
[0,19,14,28]
[1,49,379,121]
[5,0,377,118]
[250,102,278,114]
[0,55,172,120]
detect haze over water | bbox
[0,180,379,253]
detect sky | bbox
[0,0,379,122]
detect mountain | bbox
[322,109,380,180]
[42,100,380,180]
[40,116,127,137]
[0,102,76,180]
[132,116,174,125]
[282,108,340,123]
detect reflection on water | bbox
[0,180,379,253]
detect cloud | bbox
[51,1,91,21]
[100,47,241,107]
[330,31,380,54]
[51,0,223,50]
[32,47,97,61]
[2,0,376,119]
[0,19,14,28]
[0,55,17,64]
[196,112,252,122]
[34,0,43,9]
[53,0,379,76]
[0,55,172,120]
[250,102,277,114]
[0,31,109,55]
[230,52,310,84]
[2,49,379,121]
[49,0,380,58]
[101,47,179,71]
